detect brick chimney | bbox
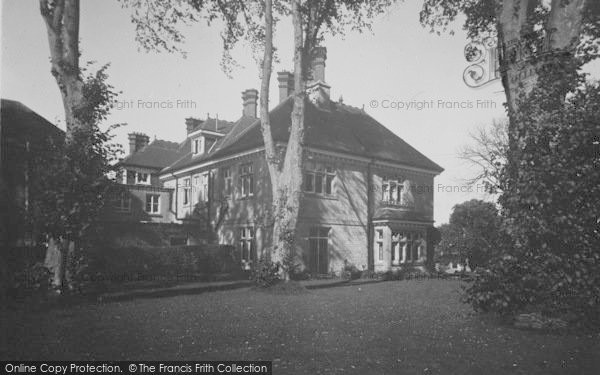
[128,132,150,155]
[185,117,203,134]
[242,89,258,118]
[306,46,331,105]
[277,71,295,103]
[310,46,327,83]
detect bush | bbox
[463,251,600,326]
[289,268,311,281]
[10,262,53,296]
[251,258,281,287]
[464,80,600,327]
[342,263,362,280]
[79,244,240,284]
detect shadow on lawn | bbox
[98,280,253,303]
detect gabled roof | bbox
[161,115,257,174]
[161,96,443,176]
[119,138,181,169]
[1,99,64,148]
[187,117,236,134]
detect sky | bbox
[1,0,597,224]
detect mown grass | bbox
[2,279,599,374]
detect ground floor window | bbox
[375,227,426,266]
[308,227,330,274]
[396,231,424,262]
[145,194,160,214]
[113,191,131,212]
[240,227,255,269]
[376,229,384,261]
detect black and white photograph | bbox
[1,0,599,374]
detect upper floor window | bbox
[222,167,232,197]
[183,178,191,205]
[304,164,335,195]
[145,194,160,214]
[136,172,150,185]
[239,163,254,198]
[382,177,410,205]
[192,137,205,155]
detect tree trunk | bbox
[40,0,88,140]
[496,0,586,173]
[40,0,87,290]
[269,0,307,281]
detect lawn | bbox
[1,279,599,374]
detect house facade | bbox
[115,48,443,274]
[0,99,65,247]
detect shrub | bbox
[251,258,281,287]
[342,262,362,280]
[10,262,52,295]
[463,251,600,326]
[80,244,240,284]
[289,268,311,281]
[463,80,600,327]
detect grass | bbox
[2,279,599,374]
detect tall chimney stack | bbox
[185,117,203,134]
[310,47,327,83]
[242,89,258,118]
[277,71,295,103]
[306,47,331,105]
[128,132,150,155]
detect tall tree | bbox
[39,1,121,290]
[420,0,599,160]
[39,0,88,140]
[39,0,87,289]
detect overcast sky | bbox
[2,1,598,224]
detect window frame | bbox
[192,136,205,155]
[202,172,209,202]
[308,227,330,274]
[135,172,150,185]
[239,163,254,198]
[182,178,191,206]
[304,164,335,196]
[145,194,160,214]
[239,226,255,269]
[222,167,233,198]
[375,229,384,261]
[113,191,131,213]
[382,177,410,205]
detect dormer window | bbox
[193,137,205,155]
[135,172,150,185]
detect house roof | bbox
[161,115,257,173]
[1,99,64,149]
[162,97,443,175]
[119,138,182,169]
[187,116,236,134]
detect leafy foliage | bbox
[21,64,123,292]
[251,257,282,287]
[465,72,600,326]
[341,262,362,280]
[9,262,53,296]
[437,200,502,269]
